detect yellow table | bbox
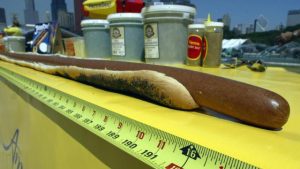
[0,61,300,169]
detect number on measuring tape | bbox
[122,140,137,149]
[136,130,145,139]
[82,118,93,124]
[107,131,119,139]
[157,140,166,150]
[141,150,158,160]
[117,122,123,129]
[103,116,108,122]
[73,113,82,119]
[94,124,105,131]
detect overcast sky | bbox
[0,0,299,30]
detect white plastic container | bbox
[3,36,25,52]
[81,19,111,59]
[142,5,196,64]
[107,13,144,61]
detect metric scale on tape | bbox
[0,67,258,169]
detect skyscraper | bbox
[0,7,7,32]
[51,0,67,21]
[222,14,231,29]
[74,0,85,34]
[24,0,39,24]
[246,24,254,34]
[0,8,6,24]
[287,9,300,27]
[58,10,74,31]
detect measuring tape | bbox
[0,66,258,169]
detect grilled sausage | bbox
[3,52,290,129]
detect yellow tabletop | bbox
[0,61,299,168]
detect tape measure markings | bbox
[1,68,161,167]
[0,66,259,169]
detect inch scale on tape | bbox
[0,67,258,169]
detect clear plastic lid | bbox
[205,21,224,27]
[142,4,196,15]
[81,19,109,27]
[107,13,143,22]
[188,24,205,29]
[4,36,25,40]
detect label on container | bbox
[187,34,202,60]
[111,26,125,56]
[144,23,159,59]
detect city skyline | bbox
[51,0,67,21]
[24,0,39,24]
[191,0,300,30]
[0,0,300,30]
[0,0,74,25]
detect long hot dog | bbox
[2,52,290,129]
